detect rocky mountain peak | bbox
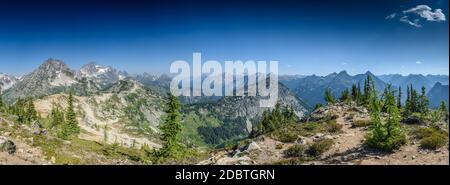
[39,58,71,72]
[0,73,20,92]
[78,62,113,77]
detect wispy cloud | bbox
[385,13,397,19]
[400,16,422,27]
[386,4,446,27]
[416,61,422,64]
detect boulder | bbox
[31,120,43,135]
[0,136,16,154]
[403,115,423,125]
[245,142,261,152]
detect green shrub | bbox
[275,144,283,150]
[284,145,306,157]
[304,122,319,131]
[412,126,449,150]
[365,130,406,152]
[327,119,342,133]
[307,139,334,157]
[420,132,448,150]
[273,130,298,143]
[352,119,371,128]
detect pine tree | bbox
[351,84,358,101]
[357,82,362,104]
[324,88,336,104]
[49,105,65,130]
[339,88,351,103]
[158,93,183,159]
[260,110,272,133]
[439,101,448,121]
[271,103,284,125]
[58,92,80,139]
[282,105,296,124]
[397,86,402,109]
[365,86,405,151]
[313,103,322,111]
[363,76,375,105]
[418,86,429,114]
[26,98,38,124]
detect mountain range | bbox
[0,59,310,147]
[1,59,448,147]
[280,71,449,107]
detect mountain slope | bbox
[182,80,310,146]
[427,82,449,108]
[282,71,387,107]
[0,73,20,92]
[33,80,164,148]
[3,59,76,103]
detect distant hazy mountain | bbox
[425,75,449,85]
[278,74,307,90]
[183,78,310,145]
[427,82,449,108]
[0,73,20,92]
[280,70,387,107]
[75,62,129,88]
[377,74,449,92]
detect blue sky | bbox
[0,0,448,76]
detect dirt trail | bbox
[310,113,449,165]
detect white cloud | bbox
[403,5,446,22]
[400,16,422,27]
[416,61,422,64]
[385,13,397,19]
[386,4,446,27]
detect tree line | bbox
[0,90,80,140]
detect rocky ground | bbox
[199,103,449,165]
[1,114,143,165]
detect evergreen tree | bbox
[282,105,296,123]
[397,86,402,109]
[351,84,357,99]
[58,92,80,139]
[49,105,65,129]
[324,88,336,104]
[405,85,410,113]
[405,84,420,115]
[439,101,448,121]
[365,86,405,151]
[26,98,38,124]
[158,93,183,159]
[418,86,429,114]
[15,98,27,124]
[339,88,351,103]
[313,103,322,111]
[410,85,419,112]
[357,82,362,104]
[259,110,272,133]
[363,76,375,105]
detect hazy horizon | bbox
[1,58,449,77]
[1,0,448,76]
